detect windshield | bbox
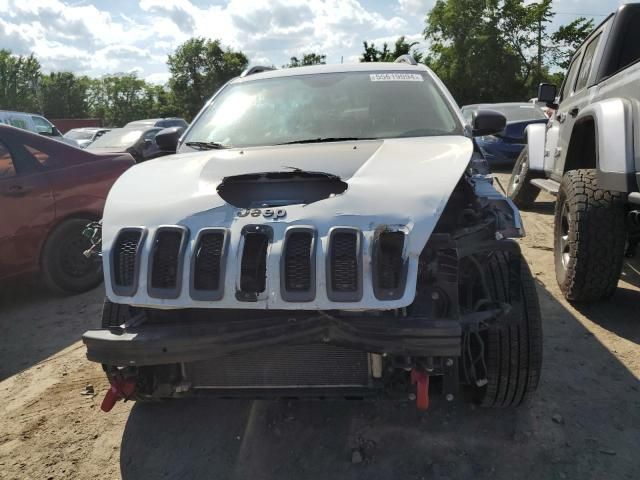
[65,130,94,141]
[183,71,462,148]
[90,129,143,148]
[463,104,546,122]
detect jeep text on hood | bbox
[83,62,541,412]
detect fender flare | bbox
[523,123,547,171]
[575,98,634,191]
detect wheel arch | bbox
[523,123,547,171]
[568,98,635,192]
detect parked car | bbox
[461,103,548,166]
[83,58,542,413]
[507,3,640,303]
[0,110,79,147]
[0,125,134,293]
[86,127,168,163]
[64,127,111,149]
[124,117,188,129]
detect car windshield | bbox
[183,71,462,148]
[90,129,143,148]
[464,104,546,122]
[65,130,95,140]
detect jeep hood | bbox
[102,136,474,309]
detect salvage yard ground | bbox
[1,172,639,480]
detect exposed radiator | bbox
[186,344,372,389]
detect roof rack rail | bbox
[241,66,276,77]
[394,54,417,66]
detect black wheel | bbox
[41,218,103,294]
[473,251,543,407]
[554,169,626,302]
[507,150,541,209]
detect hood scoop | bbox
[217,171,348,208]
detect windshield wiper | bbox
[185,141,231,150]
[277,137,376,145]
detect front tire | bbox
[554,169,626,302]
[476,251,543,407]
[41,218,103,294]
[507,150,541,209]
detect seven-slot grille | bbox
[112,229,143,294]
[111,225,403,301]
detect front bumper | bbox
[82,310,502,367]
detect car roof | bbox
[68,127,107,132]
[232,62,430,84]
[0,110,41,116]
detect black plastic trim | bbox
[110,227,146,297]
[147,226,189,299]
[372,229,408,301]
[189,228,229,301]
[326,227,363,302]
[280,227,316,302]
[236,224,273,302]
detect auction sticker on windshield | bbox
[369,73,423,82]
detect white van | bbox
[0,110,78,146]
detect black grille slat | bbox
[113,230,142,287]
[150,230,183,290]
[193,232,225,291]
[285,232,312,291]
[239,232,269,296]
[331,232,358,292]
[376,232,405,290]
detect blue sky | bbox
[0,0,624,84]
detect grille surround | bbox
[110,228,146,296]
[326,227,363,302]
[280,227,316,302]
[190,228,228,301]
[147,226,188,299]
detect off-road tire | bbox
[478,251,542,407]
[554,169,626,302]
[507,150,541,209]
[41,218,103,294]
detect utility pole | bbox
[537,10,542,85]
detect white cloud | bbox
[397,0,434,16]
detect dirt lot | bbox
[1,172,639,480]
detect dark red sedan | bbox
[0,125,134,293]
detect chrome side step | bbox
[530,178,560,195]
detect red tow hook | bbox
[410,369,430,410]
[101,378,136,412]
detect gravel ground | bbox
[1,172,639,480]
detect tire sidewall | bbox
[41,218,103,294]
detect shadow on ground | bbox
[0,280,104,380]
[119,281,640,480]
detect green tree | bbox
[167,38,248,120]
[550,17,595,70]
[87,74,156,127]
[39,72,91,118]
[284,53,326,68]
[360,36,423,63]
[0,49,41,112]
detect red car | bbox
[0,125,134,293]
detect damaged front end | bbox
[84,171,539,411]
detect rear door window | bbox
[574,34,601,91]
[0,141,16,178]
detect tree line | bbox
[0,0,592,126]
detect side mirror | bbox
[537,83,557,105]
[155,126,185,152]
[143,138,152,149]
[471,109,507,137]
